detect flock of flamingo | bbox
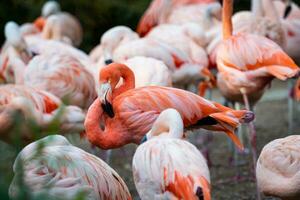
[0,0,300,199]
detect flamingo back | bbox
[10,135,132,200]
[24,52,96,109]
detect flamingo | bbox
[256,135,300,200]
[9,135,131,200]
[217,0,299,197]
[132,109,211,200]
[21,52,97,109]
[146,22,215,93]
[1,21,94,84]
[33,1,83,47]
[89,26,139,65]
[137,0,220,36]
[84,63,255,150]
[0,85,85,144]
[207,0,288,69]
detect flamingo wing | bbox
[217,34,299,80]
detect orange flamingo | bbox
[84,63,255,150]
[9,135,132,200]
[217,0,299,197]
[133,108,211,200]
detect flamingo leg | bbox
[105,149,112,164]
[240,88,261,200]
[288,80,294,133]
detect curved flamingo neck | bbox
[84,99,124,149]
[222,0,233,39]
[148,109,184,139]
[251,0,263,17]
[111,64,135,98]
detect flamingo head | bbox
[5,22,26,52]
[42,0,61,17]
[101,26,139,64]
[98,65,119,118]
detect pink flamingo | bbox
[9,135,131,200]
[133,108,211,200]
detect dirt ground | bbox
[0,80,299,200]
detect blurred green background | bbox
[0,0,252,52]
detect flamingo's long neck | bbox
[222,0,233,39]
[112,64,135,98]
[262,0,280,21]
[7,48,26,84]
[149,109,184,139]
[84,99,123,149]
[251,0,263,17]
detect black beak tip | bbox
[284,4,292,19]
[105,59,113,65]
[101,102,115,118]
[140,135,147,144]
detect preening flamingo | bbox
[133,109,211,200]
[89,26,139,65]
[84,63,255,150]
[137,0,220,36]
[33,1,83,46]
[217,0,299,197]
[0,85,85,144]
[22,52,96,109]
[256,135,300,200]
[9,135,132,200]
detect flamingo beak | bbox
[283,0,292,19]
[105,59,113,65]
[97,83,114,118]
[140,135,148,143]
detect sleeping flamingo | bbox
[33,1,83,46]
[256,135,300,200]
[217,0,299,197]
[9,135,131,200]
[0,85,85,144]
[133,109,210,200]
[84,63,255,150]
[137,0,220,36]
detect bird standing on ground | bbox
[133,109,211,200]
[217,0,299,197]
[84,63,254,150]
[9,135,132,200]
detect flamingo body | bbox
[9,135,131,200]
[133,109,210,200]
